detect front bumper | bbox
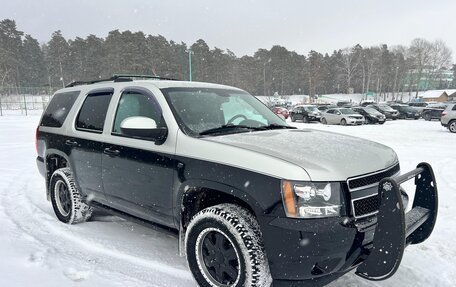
[347,118,364,125]
[260,163,438,283]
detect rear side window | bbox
[76,91,113,133]
[40,91,80,127]
[453,105,456,111]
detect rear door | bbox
[68,88,113,201]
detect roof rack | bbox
[65,74,178,88]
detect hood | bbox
[203,129,398,181]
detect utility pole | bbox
[263,62,267,97]
[263,59,271,97]
[392,66,399,100]
[187,49,194,81]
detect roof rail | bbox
[65,74,178,88]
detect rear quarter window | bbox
[40,91,80,127]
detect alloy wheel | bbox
[197,228,240,286]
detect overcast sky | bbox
[1,0,455,61]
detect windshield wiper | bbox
[262,124,297,130]
[199,124,265,136]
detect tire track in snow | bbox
[1,171,195,286]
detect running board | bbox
[355,162,438,281]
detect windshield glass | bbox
[363,107,381,114]
[161,88,286,136]
[379,104,394,111]
[339,108,356,114]
[304,106,318,112]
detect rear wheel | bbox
[302,116,309,123]
[449,120,456,133]
[341,119,347,126]
[185,204,271,287]
[424,113,431,121]
[49,168,93,224]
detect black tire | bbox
[321,118,327,124]
[449,120,456,133]
[185,204,271,287]
[379,121,385,125]
[424,113,431,121]
[340,118,347,126]
[290,115,296,122]
[49,168,93,224]
[302,116,309,123]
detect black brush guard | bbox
[355,162,438,280]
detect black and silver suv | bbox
[36,75,438,286]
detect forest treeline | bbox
[0,18,455,96]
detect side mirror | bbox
[336,112,341,115]
[120,116,167,144]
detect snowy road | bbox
[1,116,455,286]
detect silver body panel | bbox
[40,80,398,182]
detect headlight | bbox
[281,181,342,218]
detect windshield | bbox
[363,107,381,114]
[161,88,286,136]
[379,104,395,111]
[304,106,318,112]
[339,108,356,115]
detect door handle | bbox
[65,139,78,146]
[103,147,120,156]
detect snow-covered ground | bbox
[0,115,455,286]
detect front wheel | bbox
[321,118,327,124]
[185,204,271,287]
[49,168,93,224]
[290,115,296,122]
[341,118,347,126]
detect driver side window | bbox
[221,96,267,125]
[112,90,163,135]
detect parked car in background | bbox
[289,105,321,123]
[422,103,448,121]
[407,102,428,114]
[272,106,289,119]
[352,106,386,124]
[316,104,336,112]
[360,100,375,107]
[441,103,456,133]
[321,107,365,125]
[408,102,428,107]
[368,104,399,120]
[389,104,420,119]
[336,101,352,107]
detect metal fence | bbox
[0,86,54,116]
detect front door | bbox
[101,87,175,226]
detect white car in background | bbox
[321,107,365,125]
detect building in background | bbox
[404,69,454,91]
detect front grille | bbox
[352,195,379,218]
[347,163,400,190]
